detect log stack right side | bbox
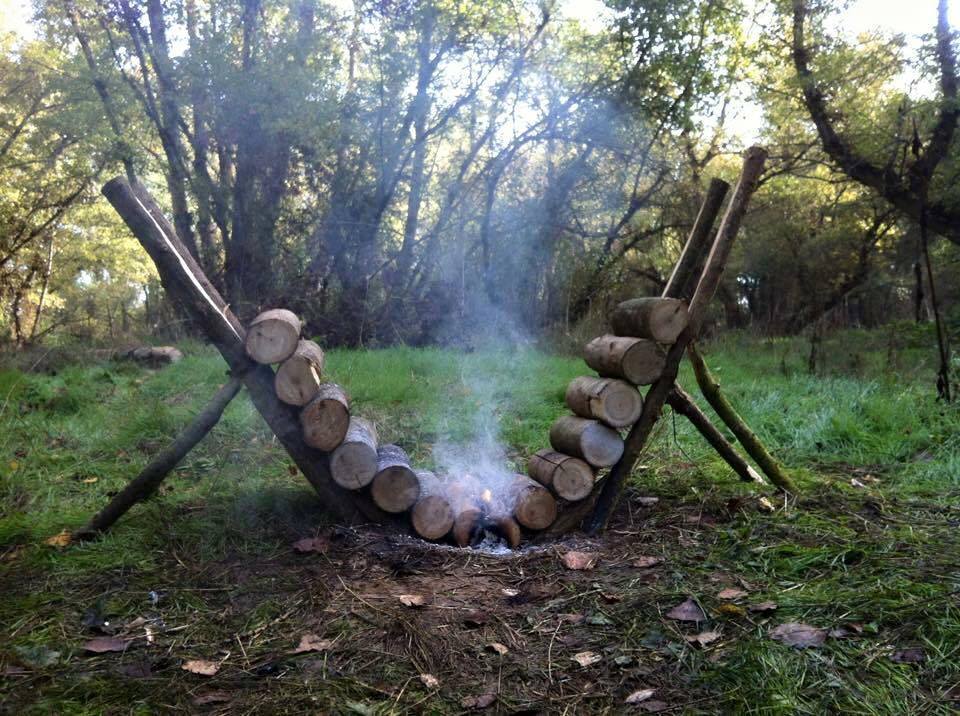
[530,297,690,513]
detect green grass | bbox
[1,331,959,713]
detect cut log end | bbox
[528,449,595,502]
[300,383,350,451]
[276,340,326,406]
[244,309,301,364]
[565,376,642,428]
[371,445,420,513]
[412,495,454,540]
[329,417,378,489]
[511,475,558,530]
[611,297,689,344]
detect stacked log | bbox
[276,340,326,406]
[528,449,594,501]
[549,416,624,468]
[584,335,665,386]
[371,445,420,513]
[301,383,350,450]
[244,309,301,364]
[565,376,642,428]
[411,470,454,540]
[330,418,379,488]
[611,297,689,344]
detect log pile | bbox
[244,306,562,547]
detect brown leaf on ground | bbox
[747,601,778,614]
[632,556,662,568]
[192,691,232,706]
[829,623,863,639]
[717,587,748,600]
[890,647,925,664]
[82,637,129,654]
[559,613,586,625]
[462,610,488,627]
[601,592,623,603]
[182,659,220,676]
[625,688,655,704]
[485,642,508,655]
[638,700,670,713]
[769,623,827,648]
[293,634,333,654]
[419,673,440,689]
[292,536,330,554]
[461,692,496,709]
[686,630,721,647]
[572,650,602,667]
[398,594,426,608]
[560,551,597,570]
[45,530,72,548]
[666,597,706,622]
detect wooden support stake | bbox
[75,377,242,539]
[585,147,768,533]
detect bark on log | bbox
[549,415,624,467]
[276,339,326,406]
[565,376,642,428]
[510,474,558,530]
[584,335,666,386]
[329,417,378,488]
[371,445,420,513]
[102,177,382,524]
[666,387,763,484]
[74,377,242,540]
[662,178,730,300]
[527,448,595,501]
[585,147,769,534]
[300,382,350,451]
[410,470,454,540]
[245,309,301,364]
[611,297,689,344]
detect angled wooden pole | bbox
[74,377,242,540]
[585,147,768,534]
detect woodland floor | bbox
[1,328,959,714]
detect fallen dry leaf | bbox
[638,700,670,713]
[419,673,440,689]
[182,659,220,676]
[462,610,488,627]
[717,588,748,600]
[769,623,827,648]
[756,496,775,512]
[293,634,333,654]
[666,597,706,623]
[560,551,597,570]
[890,647,925,664]
[686,630,721,647]
[192,691,232,706]
[747,601,778,614]
[625,688,655,704]
[461,692,496,709]
[292,536,330,554]
[572,650,602,667]
[485,642,509,655]
[601,592,623,603]
[559,613,586,625]
[45,530,72,548]
[398,594,426,608]
[632,556,662,568]
[82,637,129,654]
[501,588,519,598]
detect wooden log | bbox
[410,470,454,540]
[549,415,624,468]
[371,445,420,513]
[662,178,730,300]
[101,177,382,524]
[611,297,689,344]
[510,474,557,530]
[476,486,523,548]
[584,335,665,386]
[447,481,483,547]
[486,513,522,549]
[276,340,326,406]
[300,382,350,451]
[245,309,301,364]
[565,376,642,428]
[329,417,378,488]
[527,449,595,501]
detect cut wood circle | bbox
[549,415,624,467]
[276,340,326,406]
[300,382,350,451]
[565,376,642,428]
[528,448,594,501]
[584,335,665,386]
[611,297,689,344]
[511,474,558,530]
[371,445,420,513]
[411,470,454,540]
[329,417,378,488]
[244,309,301,364]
